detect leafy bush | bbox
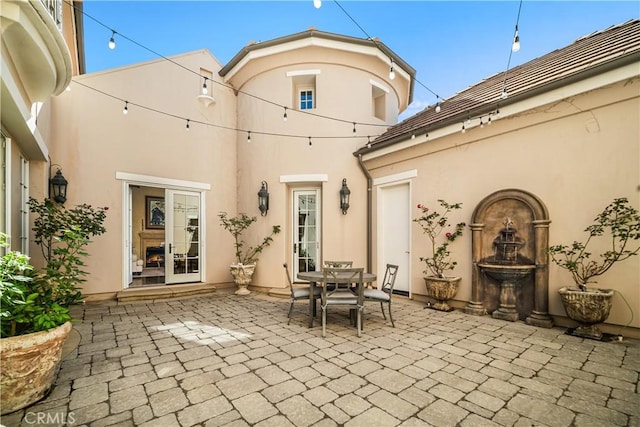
[218,212,280,265]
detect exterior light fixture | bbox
[339,178,351,215]
[108,30,116,50]
[50,168,68,204]
[258,181,269,216]
[512,25,521,52]
[313,0,322,8]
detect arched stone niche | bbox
[464,188,554,328]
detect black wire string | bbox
[500,0,524,97]
[64,0,390,130]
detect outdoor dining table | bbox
[297,270,376,328]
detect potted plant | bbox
[414,200,466,311]
[218,212,280,295]
[0,199,107,414]
[548,197,639,340]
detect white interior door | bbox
[293,189,321,279]
[379,183,411,294]
[165,190,201,284]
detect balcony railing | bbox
[40,0,63,31]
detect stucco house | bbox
[2,2,638,338]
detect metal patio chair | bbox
[363,264,399,327]
[321,267,364,338]
[284,263,320,325]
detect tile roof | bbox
[358,19,640,154]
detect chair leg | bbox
[356,306,362,338]
[322,305,327,338]
[287,300,294,325]
[388,302,394,328]
[379,301,387,320]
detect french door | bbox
[165,190,201,284]
[293,189,321,280]
[379,182,411,295]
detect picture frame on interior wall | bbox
[146,196,165,229]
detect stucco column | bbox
[526,219,554,328]
[465,223,486,316]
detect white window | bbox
[299,88,314,110]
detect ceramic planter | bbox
[424,276,461,311]
[0,322,72,414]
[230,263,256,295]
[558,286,614,340]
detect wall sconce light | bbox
[339,178,350,215]
[258,181,269,216]
[50,168,68,204]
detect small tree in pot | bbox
[1,199,107,413]
[548,197,639,339]
[414,200,466,311]
[218,212,280,295]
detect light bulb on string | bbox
[501,89,508,100]
[480,117,484,128]
[488,116,493,125]
[247,131,251,142]
[495,108,501,119]
[466,116,471,126]
[512,25,521,52]
[283,107,288,122]
[389,60,396,80]
[461,123,466,134]
[435,103,441,113]
[366,136,371,149]
[108,31,116,50]
[308,136,312,147]
[352,122,356,134]
[425,132,429,140]
[202,78,208,95]
[313,0,322,8]
[411,133,415,139]
[123,101,128,115]
[186,119,190,131]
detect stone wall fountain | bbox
[478,218,535,321]
[465,189,554,327]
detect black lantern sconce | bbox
[339,178,350,215]
[258,181,269,216]
[49,167,68,204]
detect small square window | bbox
[300,89,314,110]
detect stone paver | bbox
[2,290,638,427]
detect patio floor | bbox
[2,290,639,426]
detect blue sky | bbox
[83,1,638,119]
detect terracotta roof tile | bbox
[361,19,640,153]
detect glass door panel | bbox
[166,190,201,284]
[293,189,321,279]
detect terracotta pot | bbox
[424,276,461,311]
[558,286,614,340]
[230,263,256,295]
[0,322,72,414]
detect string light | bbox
[425,132,429,140]
[308,136,312,146]
[123,101,128,115]
[283,107,288,121]
[202,78,208,95]
[466,116,471,126]
[512,25,521,52]
[389,59,396,80]
[313,0,322,9]
[108,30,116,50]
[247,131,251,142]
[353,122,356,134]
[435,103,441,113]
[366,136,371,148]
[411,133,415,139]
[488,116,492,125]
[186,119,190,131]
[501,89,508,99]
[461,123,466,134]
[480,117,484,128]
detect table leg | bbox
[308,281,316,328]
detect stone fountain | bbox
[478,218,535,322]
[465,188,553,328]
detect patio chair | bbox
[321,267,364,338]
[284,263,321,325]
[363,264,399,327]
[323,261,353,290]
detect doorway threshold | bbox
[117,283,217,303]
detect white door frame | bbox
[292,188,321,279]
[117,172,210,289]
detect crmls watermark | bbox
[23,411,76,425]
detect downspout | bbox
[357,154,372,273]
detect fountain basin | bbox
[478,263,535,282]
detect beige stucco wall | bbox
[39,50,240,295]
[364,75,640,329]
[227,49,403,289]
